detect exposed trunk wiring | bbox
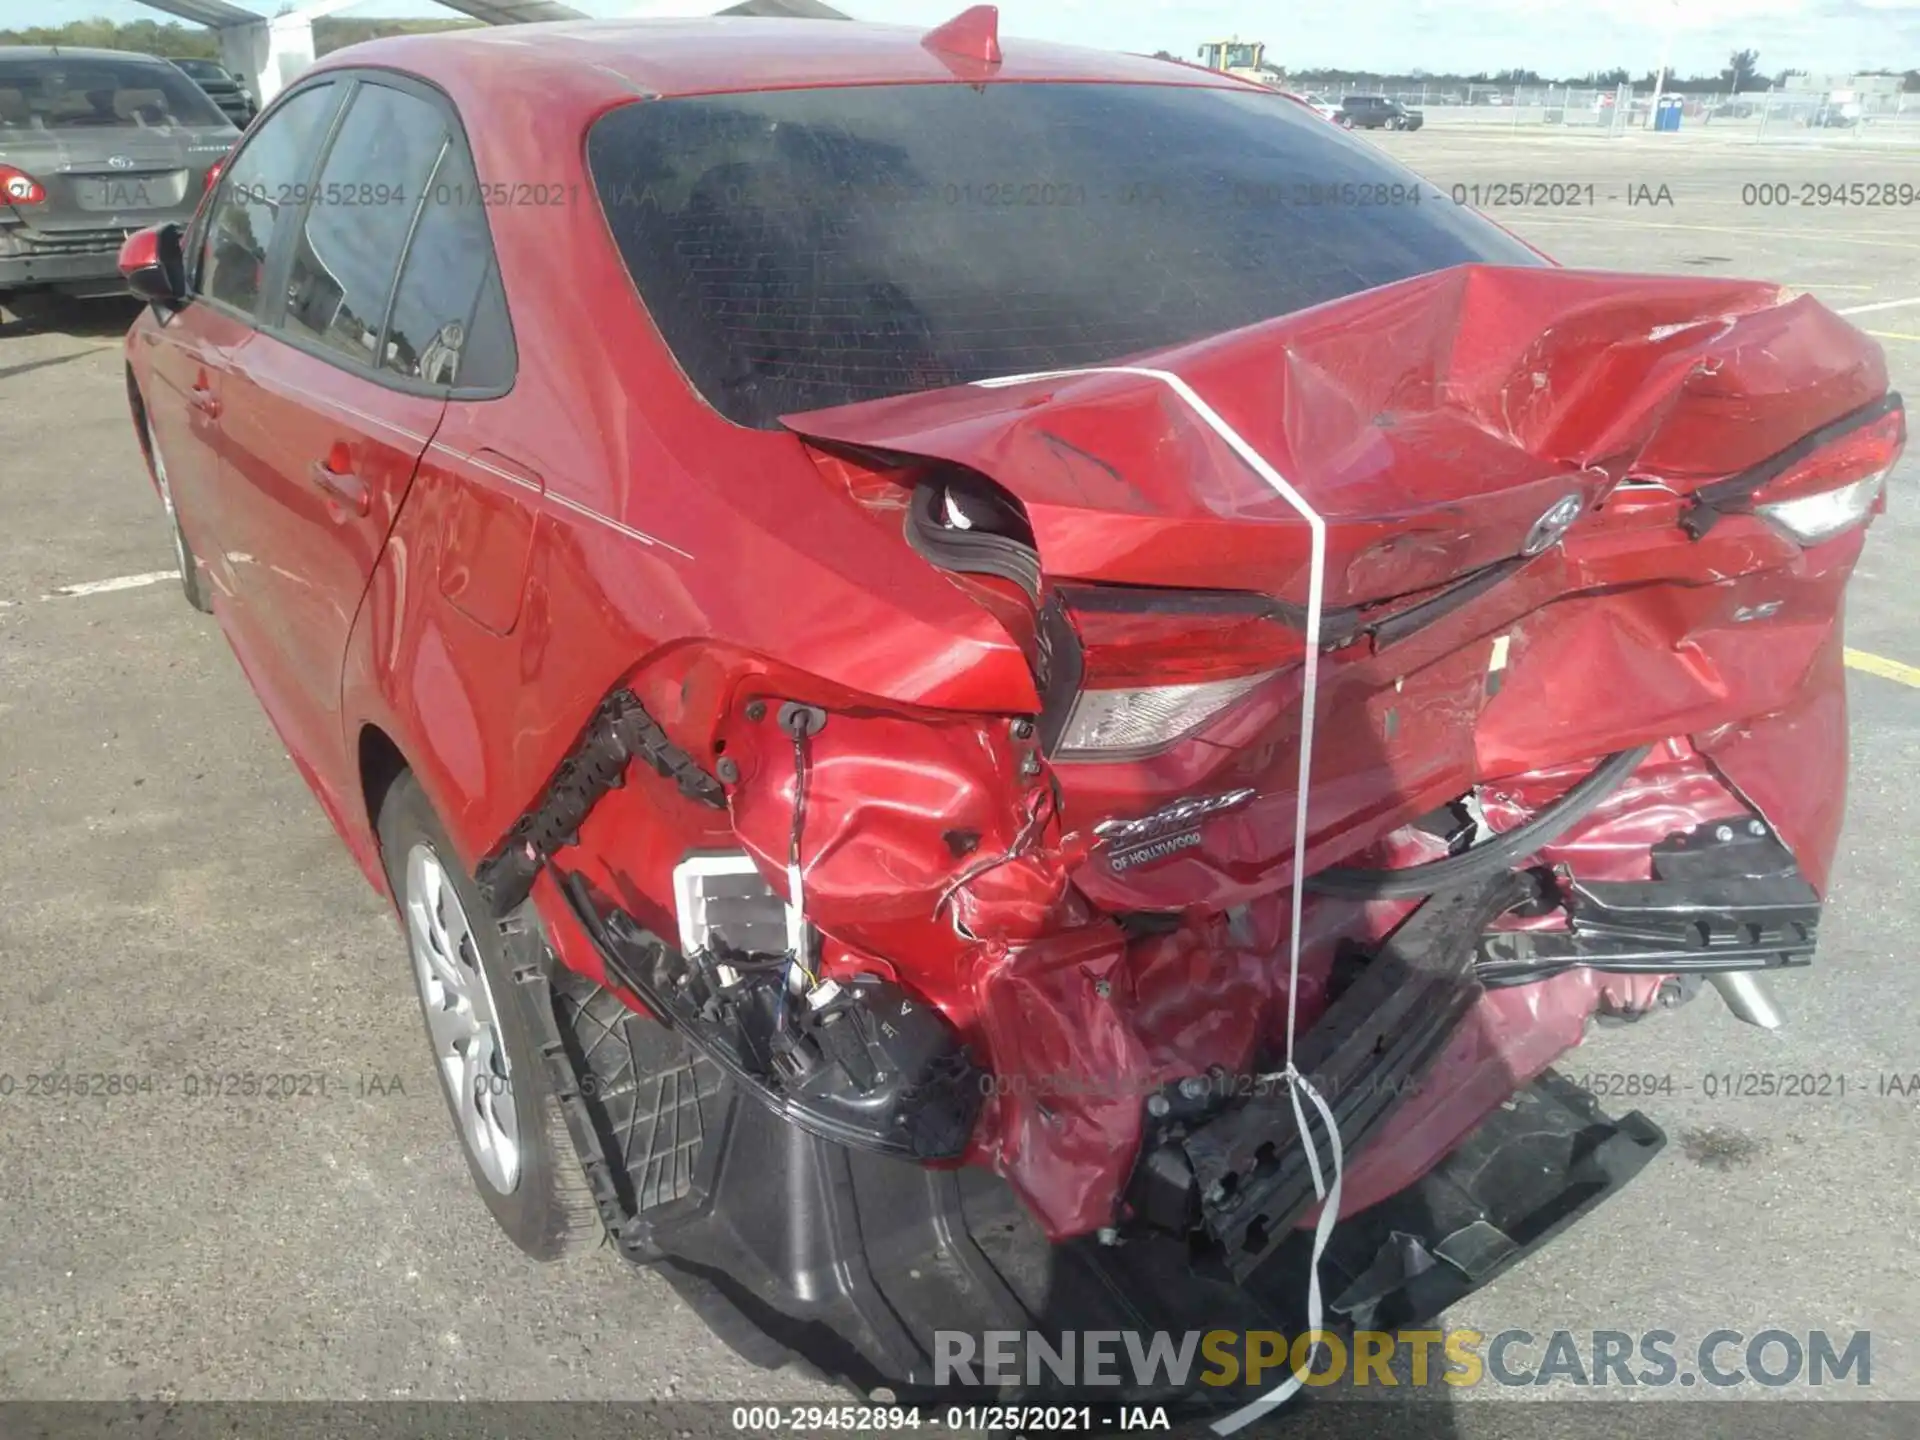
[976,366,1339,1432]
[780,718,818,1034]
[931,779,1060,929]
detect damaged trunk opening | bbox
[476,264,1899,1404]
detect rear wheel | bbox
[378,772,601,1259]
[139,407,213,614]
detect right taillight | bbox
[1050,588,1303,760]
[1751,400,1904,546]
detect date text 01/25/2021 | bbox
[729,1406,1165,1433]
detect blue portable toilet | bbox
[1656,95,1684,131]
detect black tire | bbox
[134,397,214,614]
[377,771,602,1260]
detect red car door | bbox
[139,80,344,610]
[213,76,503,812]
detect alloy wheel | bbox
[403,841,522,1194]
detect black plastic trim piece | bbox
[1176,872,1532,1279]
[552,872,980,1162]
[1476,851,1822,985]
[474,687,724,916]
[1683,389,1904,539]
[1305,745,1651,899]
[903,474,1042,600]
[1366,555,1525,650]
[1033,592,1085,758]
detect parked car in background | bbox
[0,46,236,302]
[169,57,256,128]
[1297,91,1347,125]
[1340,93,1424,129]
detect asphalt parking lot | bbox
[2,125,1918,1426]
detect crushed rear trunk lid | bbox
[783,263,1887,609]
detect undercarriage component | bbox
[474,687,725,915]
[555,873,981,1161]
[1476,817,1821,984]
[1710,971,1785,1029]
[520,902,1664,1406]
[1305,745,1651,899]
[1144,873,1533,1281]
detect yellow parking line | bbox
[1865,329,1920,342]
[1846,648,1920,687]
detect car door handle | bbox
[309,461,370,518]
[189,384,221,419]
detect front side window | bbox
[281,82,448,367]
[586,83,1541,429]
[198,83,340,317]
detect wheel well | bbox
[358,724,410,837]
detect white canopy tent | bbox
[127,0,845,108]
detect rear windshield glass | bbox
[586,82,1540,429]
[0,57,228,132]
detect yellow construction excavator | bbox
[1195,39,1285,86]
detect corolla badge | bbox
[106,155,136,170]
[1522,493,1584,555]
[1096,788,1257,870]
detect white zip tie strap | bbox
[974,367,1341,1432]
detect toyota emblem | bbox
[1522,493,1585,555]
[107,155,135,170]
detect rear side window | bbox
[586,83,1540,429]
[380,140,515,390]
[199,83,340,317]
[282,82,448,366]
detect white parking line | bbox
[1837,296,1920,317]
[41,570,179,600]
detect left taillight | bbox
[1752,401,1904,545]
[0,165,46,205]
[1051,589,1303,760]
[203,157,225,193]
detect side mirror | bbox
[118,223,186,308]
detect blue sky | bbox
[15,0,1920,78]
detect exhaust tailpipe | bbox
[1710,971,1784,1030]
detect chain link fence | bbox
[1290,78,1920,138]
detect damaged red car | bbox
[120,7,1901,1416]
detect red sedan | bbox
[120,6,1900,1411]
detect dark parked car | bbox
[1341,93,1424,129]
[117,10,1899,1419]
[0,46,236,302]
[169,56,256,128]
